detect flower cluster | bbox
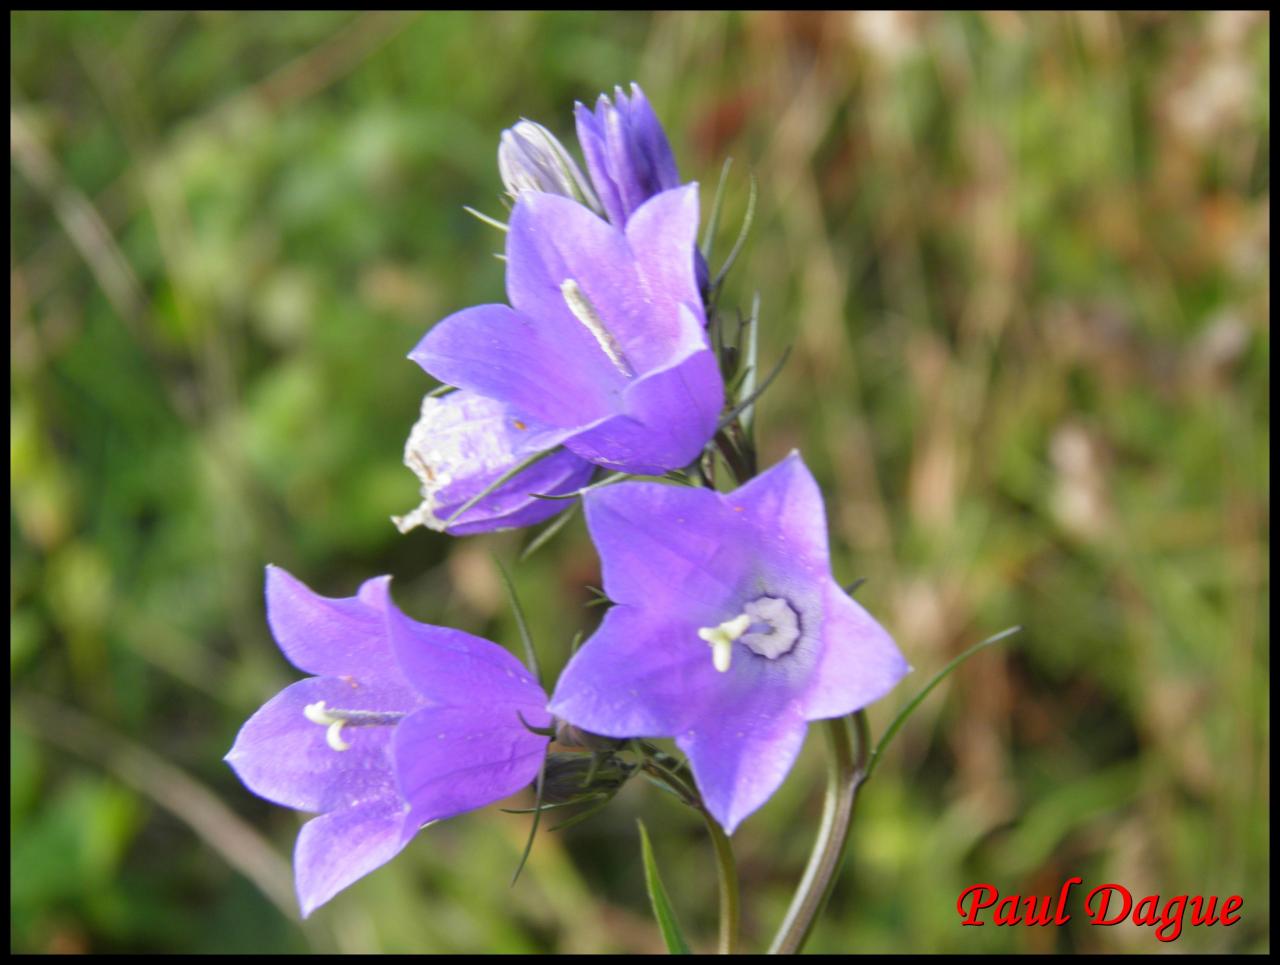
[229,83,909,919]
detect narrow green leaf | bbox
[427,383,455,398]
[511,746,550,886]
[637,820,693,954]
[462,205,509,232]
[700,157,734,261]
[737,293,761,432]
[442,446,560,528]
[548,797,613,832]
[493,555,540,687]
[717,344,792,433]
[710,173,757,293]
[530,469,631,501]
[519,501,580,561]
[866,625,1022,780]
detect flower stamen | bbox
[304,700,407,753]
[560,278,634,378]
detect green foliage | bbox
[10,10,1269,953]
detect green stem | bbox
[767,711,870,954]
[702,810,741,955]
[639,752,740,954]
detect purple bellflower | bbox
[393,389,594,535]
[575,83,709,291]
[225,566,550,916]
[410,183,723,476]
[547,452,910,834]
[575,83,680,228]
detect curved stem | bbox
[701,810,741,955]
[767,711,870,954]
[639,751,740,954]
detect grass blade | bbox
[866,625,1022,780]
[637,819,693,954]
[492,554,540,688]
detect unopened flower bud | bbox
[540,751,635,805]
[498,120,601,213]
[555,720,624,752]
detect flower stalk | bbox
[767,710,871,954]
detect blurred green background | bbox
[10,11,1269,953]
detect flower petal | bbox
[409,303,621,429]
[392,390,594,536]
[392,702,549,831]
[563,329,722,474]
[264,567,409,684]
[505,190,701,377]
[576,84,679,226]
[548,603,718,737]
[803,579,911,720]
[224,677,413,813]
[677,698,808,835]
[727,452,831,581]
[294,795,413,917]
[582,481,746,619]
[368,578,548,708]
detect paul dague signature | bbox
[957,878,1243,942]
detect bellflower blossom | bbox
[393,389,595,535]
[575,83,680,228]
[225,566,550,916]
[411,183,722,475]
[548,452,911,833]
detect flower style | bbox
[225,566,550,916]
[547,453,910,833]
[411,183,723,475]
[393,389,594,535]
[575,83,681,228]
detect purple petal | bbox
[575,98,624,226]
[294,795,413,917]
[803,579,911,720]
[625,185,703,326]
[393,390,594,536]
[676,696,809,835]
[577,85,680,226]
[367,578,548,708]
[392,702,549,831]
[264,568,412,684]
[548,604,721,737]
[409,303,622,429]
[581,481,746,619]
[225,677,415,813]
[619,84,680,200]
[563,331,722,474]
[727,452,831,582]
[505,189,703,376]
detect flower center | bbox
[304,700,407,752]
[696,596,801,672]
[560,278,634,378]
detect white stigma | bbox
[697,613,751,673]
[304,701,351,752]
[560,278,634,378]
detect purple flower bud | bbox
[548,453,911,834]
[575,83,681,227]
[394,390,594,536]
[225,566,550,916]
[498,119,602,213]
